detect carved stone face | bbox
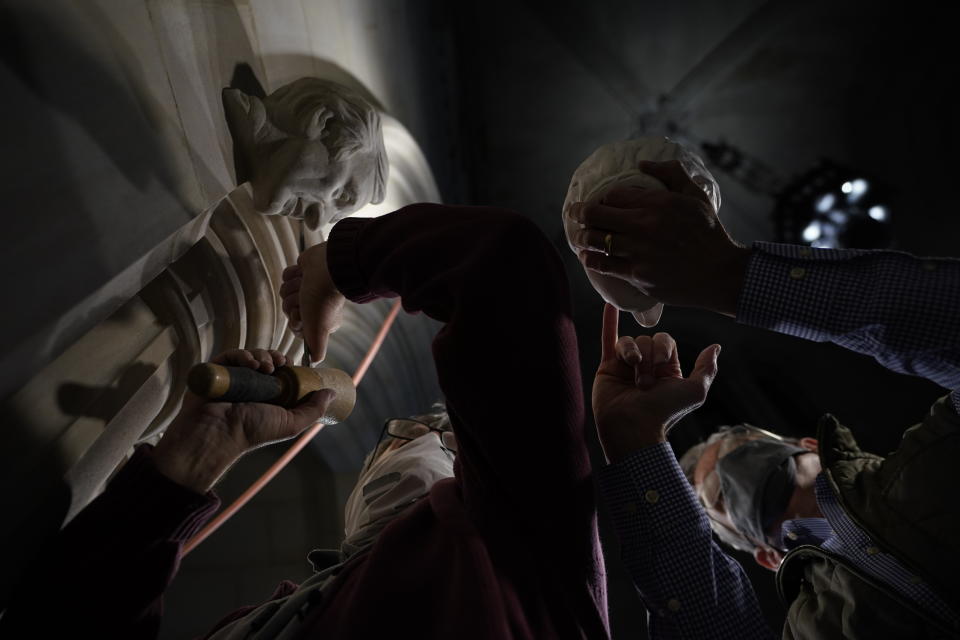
[223,78,388,230]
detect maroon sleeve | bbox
[327,205,595,556]
[0,446,220,639]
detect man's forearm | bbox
[0,446,219,637]
[706,245,752,318]
[599,428,666,464]
[324,204,599,573]
[737,243,960,392]
[598,444,773,639]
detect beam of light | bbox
[828,210,848,224]
[815,193,835,212]
[847,178,868,202]
[802,221,822,242]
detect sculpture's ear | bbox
[223,88,269,184]
[222,88,267,142]
[753,546,783,571]
[304,106,333,140]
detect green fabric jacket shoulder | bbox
[777,395,960,639]
[778,545,955,639]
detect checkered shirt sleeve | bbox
[738,242,960,413]
[597,443,774,640]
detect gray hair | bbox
[409,402,451,432]
[327,94,388,205]
[679,425,800,552]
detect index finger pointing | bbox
[601,303,619,363]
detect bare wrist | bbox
[152,426,239,494]
[599,426,667,464]
[708,245,751,317]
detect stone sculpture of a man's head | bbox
[223,78,388,230]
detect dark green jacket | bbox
[778,396,960,639]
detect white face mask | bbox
[341,433,455,557]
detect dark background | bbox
[430,1,957,635]
[2,1,956,637]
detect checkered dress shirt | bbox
[598,446,774,639]
[597,242,960,638]
[739,242,960,411]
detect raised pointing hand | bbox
[592,303,721,462]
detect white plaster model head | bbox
[562,136,721,327]
[223,78,389,230]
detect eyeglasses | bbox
[385,418,457,453]
[363,418,457,473]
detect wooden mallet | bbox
[187,363,356,424]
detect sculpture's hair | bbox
[329,96,388,205]
[678,425,801,553]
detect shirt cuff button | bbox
[644,489,660,504]
[667,598,681,612]
[789,267,806,280]
[922,262,937,272]
[865,546,880,555]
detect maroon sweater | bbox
[2,205,608,639]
